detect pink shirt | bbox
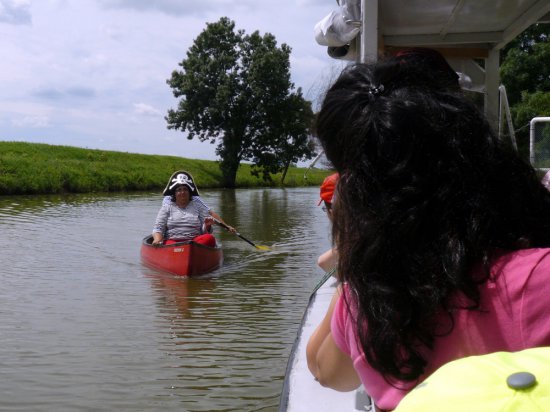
[331,248,550,410]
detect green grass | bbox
[0,141,331,195]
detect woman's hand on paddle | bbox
[209,211,237,234]
[204,216,214,231]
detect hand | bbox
[226,225,237,234]
[152,239,163,246]
[204,216,214,229]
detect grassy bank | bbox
[0,141,330,195]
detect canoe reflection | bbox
[145,272,216,316]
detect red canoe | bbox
[140,235,223,276]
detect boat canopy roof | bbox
[316,0,550,129]
[375,0,550,57]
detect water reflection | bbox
[146,272,217,317]
[0,188,331,411]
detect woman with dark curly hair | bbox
[306,59,550,411]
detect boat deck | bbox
[279,276,371,412]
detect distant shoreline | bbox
[0,141,330,196]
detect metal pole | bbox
[484,49,500,132]
[359,0,379,63]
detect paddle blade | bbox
[255,245,271,251]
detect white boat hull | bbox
[279,275,371,411]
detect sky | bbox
[0,0,346,161]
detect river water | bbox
[0,187,332,412]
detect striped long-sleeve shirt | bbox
[153,198,210,240]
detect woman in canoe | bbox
[307,58,550,411]
[161,170,236,234]
[152,171,216,247]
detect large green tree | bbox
[500,23,550,158]
[250,91,316,183]
[166,17,315,187]
[501,24,550,106]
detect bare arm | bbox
[306,288,361,391]
[152,205,168,245]
[209,210,236,233]
[317,247,338,272]
[152,232,163,245]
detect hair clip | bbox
[368,84,385,97]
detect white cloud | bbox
[0,0,31,25]
[12,115,50,128]
[32,86,96,101]
[0,0,339,160]
[97,0,261,16]
[133,103,162,117]
[82,52,109,69]
[99,24,122,40]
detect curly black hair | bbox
[316,60,550,383]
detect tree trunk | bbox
[281,159,291,184]
[219,135,242,187]
[218,131,243,188]
[220,158,239,187]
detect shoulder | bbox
[517,249,550,344]
[193,196,210,210]
[191,196,210,212]
[490,248,550,280]
[155,203,171,218]
[486,248,550,298]
[489,248,550,345]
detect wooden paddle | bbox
[213,218,270,251]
